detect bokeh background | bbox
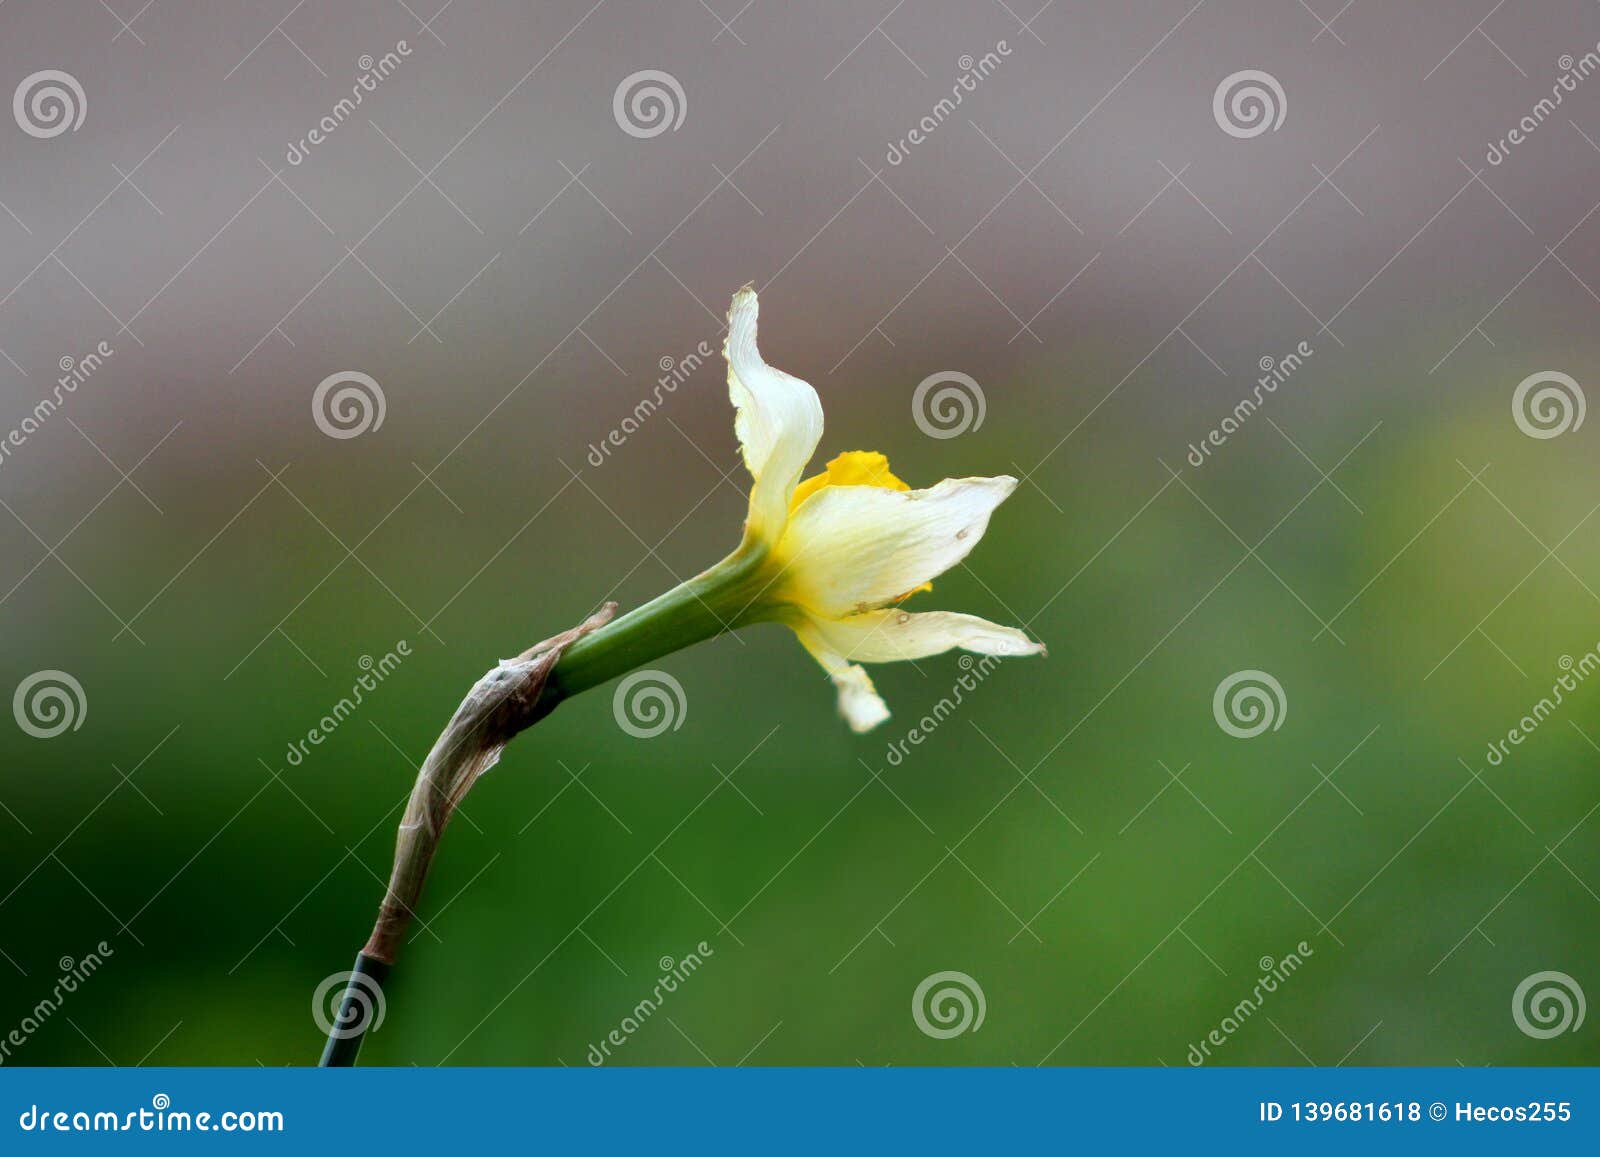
[2,0,1599,1066]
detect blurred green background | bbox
[2,0,1599,1066]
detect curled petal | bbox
[802,609,1045,664]
[725,286,823,543]
[776,476,1018,617]
[794,624,891,733]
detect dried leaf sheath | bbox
[362,603,617,964]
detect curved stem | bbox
[546,543,771,700]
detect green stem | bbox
[546,542,771,700]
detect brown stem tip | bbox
[362,603,617,964]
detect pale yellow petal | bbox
[775,476,1018,617]
[793,623,891,732]
[724,286,823,543]
[802,609,1045,664]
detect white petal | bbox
[724,286,823,542]
[803,610,1045,664]
[777,476,1018,617]
[794,624,891,733]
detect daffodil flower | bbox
[333,285,1046,1063]
[550,286,1043,731]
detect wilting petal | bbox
[776,476,1018,617]
[801,609,1045,664]
[793,624,891,733]
[725,286,823,542]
